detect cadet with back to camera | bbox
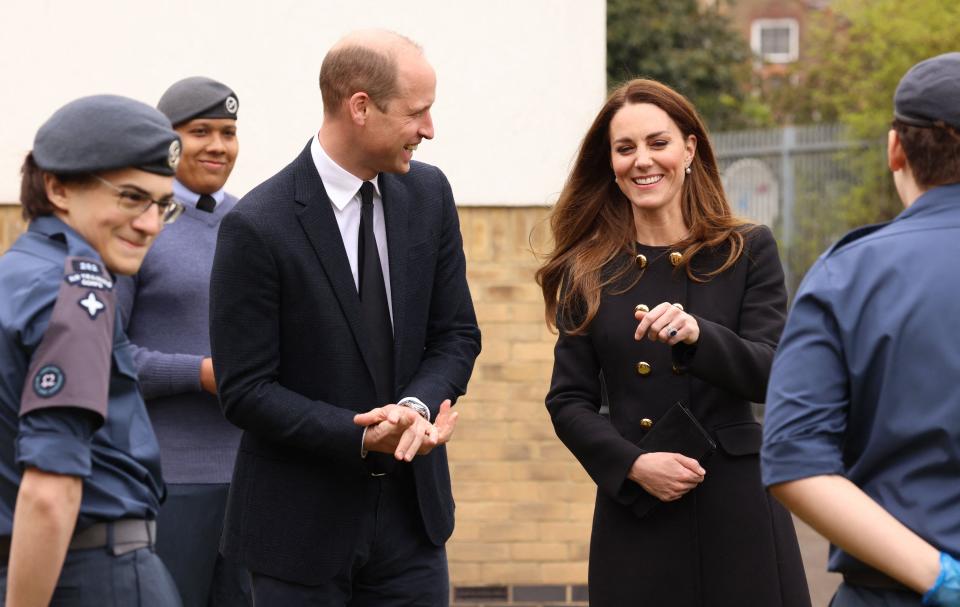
[762,52,960,607]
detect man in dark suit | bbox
[209,30,481,606]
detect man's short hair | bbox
[318,34,421,115]
[893,119,960,188]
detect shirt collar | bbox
[28,215,101,260]
[310,134,381,210]
[173,179,225,209]
[896,182,960,221]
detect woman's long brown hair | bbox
[535,79,751,334]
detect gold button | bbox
[640,418,653,429]
[634,303,649,313]
[669,251,683,266]
[672,303,684,311]
[672,364,684,375]
[636,361,651,376]
[636,254,647,269]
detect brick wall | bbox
[449,207,593,606]
[0,206,25,253]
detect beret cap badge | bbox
[225,96,238,114]
[168,140,182,170]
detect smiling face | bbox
[360,49,436,176]
[174,118,238,194]
[49,168,173,275]
[609,102,696,216]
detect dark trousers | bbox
[0,546,181,606]
[830,583,922,606]
[157,483,251,607]
[250,466,448,607]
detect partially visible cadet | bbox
[114,76,250,607]
[762,53,960,607]
[0,95,184,605]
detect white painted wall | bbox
[0,1,606,205]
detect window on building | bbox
[750,18,799,63]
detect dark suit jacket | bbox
[209,142,481,584]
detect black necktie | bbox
[358,182,394,406]
[197,194,216,213]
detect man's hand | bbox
[354,400,458,461]
[627,452,705,502]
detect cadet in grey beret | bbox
[0,94,184,605]
[33,94,181,176]
[894,52,960,130]
[157,76,239,127]
[118,74,250,607]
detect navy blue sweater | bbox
[115,187,241,483]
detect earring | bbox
[685,165,692,175]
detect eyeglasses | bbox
[93,175,184,225]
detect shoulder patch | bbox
[19,255,115,419]
[78,291,106,319]
[32,364,66,398]
[64,257,113,291]
[827,222,891,256]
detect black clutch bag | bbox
[628,402,716,518]
[638,401,716,462]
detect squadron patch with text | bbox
[64,260,113,291]
[33,365,65,398]
[78,291,106,320]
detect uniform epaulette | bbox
[826,222,891,256]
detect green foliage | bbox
[784,0,960,137]
[607,0,767,131]
[775,0,959,271]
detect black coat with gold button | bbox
[546,225,810,607]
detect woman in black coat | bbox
[536,79,810,606]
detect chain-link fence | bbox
[714,124,889,297]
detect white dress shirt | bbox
[310,135,394,324]
[310,135,431,431]
[173,179,226,209]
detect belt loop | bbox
[147,520,156,550]
[106,521,117,556]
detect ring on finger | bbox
[667,326,678,338]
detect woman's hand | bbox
[635,302,700,345]
[628,452,706,502]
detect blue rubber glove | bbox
[923,552,960,606]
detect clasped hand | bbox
[628,452,706,502]
[635,302,700,345]
[354,399,458,462]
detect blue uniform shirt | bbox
[762,183,960,574]
[0,216,165,534]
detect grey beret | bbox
[157,76,238,126]
[894,52,960,130]
[33,95,181,176]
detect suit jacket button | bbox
[636,254,648,269]
[670,251,683,266]
[640,418,653,429]
[634,303,649,313]
[636,361,651,376]
[672,364,684,375]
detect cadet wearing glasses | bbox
[0,95,183,606]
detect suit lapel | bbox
[292,145,378,377]
[380,174,407,358]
